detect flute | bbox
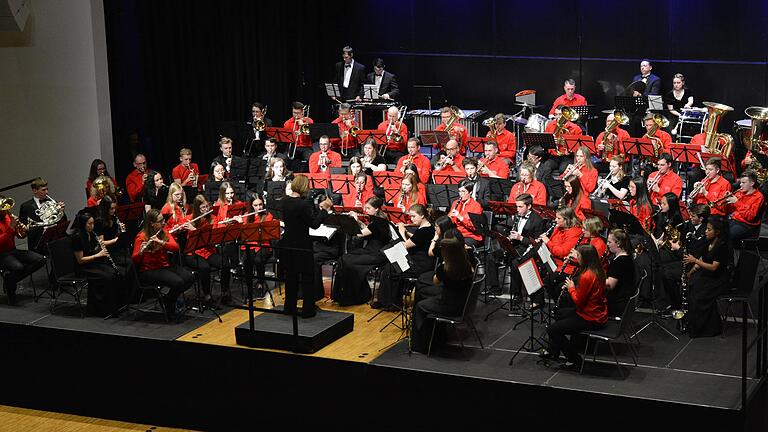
[139,228,164,254]
[218,210,261,224]
[170,209,214,233]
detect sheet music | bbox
[518,258,542,295]
[537,243,557,272]
[325,83,340,98]
[309,224,337,240]
[383,241,410,272]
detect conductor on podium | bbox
[335,46,365,102]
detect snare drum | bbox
[524,113,548,133]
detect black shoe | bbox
[562,355,583,370]
[301,306,317,318]
[370,301,383,309]
[538,350,560,361]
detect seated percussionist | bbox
[647,153,683,206]
[331,102,359,155]
[725,170,765,243]
[378,106,408,163]
[689,157,732,218]
[486,113,517,161]
[508,162,547,206]
[436,106,468,153]
[478,141,510,179]
[548,79,588,118]
[309,135,342,175]
[395,138,431,184]
[432,139,465,175]
[283,101,314,162]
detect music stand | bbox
[265,181,286,218]
[37,219,69,253]
[184,224,223,321]
[305,173,331,190]
[426,184,459,210]
[419,130,450,158]
[563,134,597,155]
[432,171,464,185]
[329,174,354,196]
[570,105,597,135]
[701,151,735,173]
[531,204,556,221]
[413,84,445,111]
[522,133,557,152]
[466,137,492,155]
[382,206,410,224]
[623,137,657,163]
[487,178,513,202]
[615,95,648,115]
[372,171,401,189]
[324,213,362,236]
[509,255,547,365]
[237,221,283,330]
[483,230,522,319]
[355,130,387,147]
[362,84,379,100]
[668,144,700,165]
[487,200,518,216]
[325,83,341,102]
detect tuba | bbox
[744,106,768,183]
[701,101,734,158]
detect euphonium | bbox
[601,110,629,156]
[701,101,734,158]
[552,106,580,136]
[644,114,670,157]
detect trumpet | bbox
[686,181,707,205]
[591,174,614,199]
[434,154,453,171]
[708,191,735,208]
[646,172,662,192]
[557,161,583,181]
[319,151,329,171]
[476,158,487,174]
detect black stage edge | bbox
[234,308,354,353]
[0,314,766,430]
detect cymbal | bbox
[515,89,536,97]
[514,116,528,125]
[601,109,615,114]
[513,102,543,107]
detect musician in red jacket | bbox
[395,138,431,184]
[172,148,201,188]
[309,135,342,175]
[545,106,583,157]
[331,103,359,155]
[283,101,314,161]
[535,207,586,308]
[642,114,672,156]
[726,170,765,242]
[541,244,607,367]
[449,180,484,247]
[508,162,547,206]
[343,172,375,208]
[560,146,598,194]
[479,141,510,179]
[125,154,148,203]
[0,198,45,305]
[548,79,588,117]
[628,176,655,232]
[487,113,517,161]
[690,157,732,217]
[436,106,469,153]
[378,106,408,162]
[561,175,592,221]
[132,209,194,318]
[647,154,683,205]
[595,113,630,162]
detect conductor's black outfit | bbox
[279,195,326,317]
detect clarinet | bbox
[551,231,586,316]
[672,231,693,331]
[97,236,119,274]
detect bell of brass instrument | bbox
[0,196,14,212]
[349,126,359,137]
[298,105,311,135]
[601,110,629,155]
[319,151,328,171]
[553,106,580,136]
[701,101,734,158]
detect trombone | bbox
[253,105,268,132]
[291,104,310,159]
[382,105,407,156]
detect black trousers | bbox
[0,249,46,303]
[281,249,315,314]
[138,264,195,312]
[547,308,603,360]
[184,253,229,295]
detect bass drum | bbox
[524,113,548,133]
[734,119,753,149]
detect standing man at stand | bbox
[631,59,661,96]
[366,58,399,101]
[335,46,365,102]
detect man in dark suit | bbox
[366,58,399,100]
[631,59,661,96]
[528,145,561,206]
[210,137,247,179]
[462,157,489,208]
[334,46,365,102]
[18,177,67,254]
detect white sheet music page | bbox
[383,241,410,272]
[518,258,543,295]
[537,243,557,272]
[309,224,337,240]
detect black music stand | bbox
[531,204,556,221]
[426,184,459,210]
[324,213,362,237]
[509,255,548,365]
[265,181,286,218]
[184,224,223,321]
[115,202,144,257]
[413,84,445,111]
[487,178,513,202]
[615,95,648,115]
[522,133,557,152]
[570,105,597,131]
[483,230,522,319]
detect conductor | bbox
[279,175,333,318]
